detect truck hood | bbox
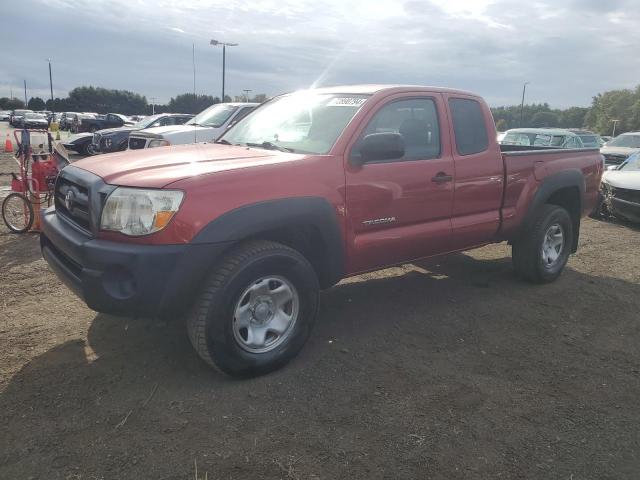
[602,171,640,190]
[70,143,302,188]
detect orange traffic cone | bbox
[4,134,12,153]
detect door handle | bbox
[431,172,453,184]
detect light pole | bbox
[242,89,252,102]
[519,82,530,127]
[210,39,238,102]
[611,119,620,137]
[150,97,157,115]
[47,58,54,115]
[24,80,28,107]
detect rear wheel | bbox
[186,240,319,377]
[512,204,573,283]
[2,193,34,233]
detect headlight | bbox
[100,187,184,236]
[148,139,171,148]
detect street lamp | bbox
[242,89,252,102]
[210,39,238,102]
[47,58,54,115]
[519,82,530,127]
[611,119,620,137]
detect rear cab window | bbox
[448,98,489,156]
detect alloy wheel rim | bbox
[541,223,564,268]
[232,276,300,354]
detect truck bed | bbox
[499,146,603,238]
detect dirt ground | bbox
[1,150,640,479]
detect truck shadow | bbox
[2,253,640,478]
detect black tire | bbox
[186,240,320,377]
[512,204,573,284]
[2,193,34,234]
[83,142,98,156]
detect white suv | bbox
[128,103,258,149]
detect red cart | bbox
[1,129,67,233]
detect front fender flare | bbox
[191,197,345,287]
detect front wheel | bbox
[512,204,573,284]
[84,142,99,156]
[2,193,34,233]
[186,240,319,377]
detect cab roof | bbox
[288,84,478,97]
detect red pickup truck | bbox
[41,85,603,376]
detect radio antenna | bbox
[193,43,197,144]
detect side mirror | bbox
[354,132,405,165]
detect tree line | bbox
[492,85,640,135]
[2,84,640,135]
[0,86,269,116]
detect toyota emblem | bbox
[64,190,75,211]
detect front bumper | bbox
[610,198,640,223]
[40,207,228,317]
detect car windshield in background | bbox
[578,135,599,146]
[607,134,640,148]
[220,93,370,154]
[188,104,238,128]
[135,114,162,129]
[620,153,640,171]
[503,132,551,146]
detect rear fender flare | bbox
[520,169,585,252]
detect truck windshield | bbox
[607,134,640,148]
[187,104,238,128]
[219,92,370,154]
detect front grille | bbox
[611,187,640,204]
[603,154,628,165]
[55,175,91,231]
[128,137,147,149]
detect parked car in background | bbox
[568,129,601,148]
[500,128,585,148]
[129,115,147,122]
[0,110,11,121]
[128,103,257,149]
[600,135,612,145]
[20,112,49,129]
[598,152,640,222]
[62,133,98,156]
[59,112,79,131]
[9,109,34,127]
[78,113,133,133]
[93,113,194,153]
[70,113,99,133]
[600,132,640,166]
[41,85,603,376]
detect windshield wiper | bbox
[245,141,294,153]
[215,139,232,145]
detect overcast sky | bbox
[1,0,638,108]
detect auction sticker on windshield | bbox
[328,97,367,106]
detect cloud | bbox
[0,0,638,108]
